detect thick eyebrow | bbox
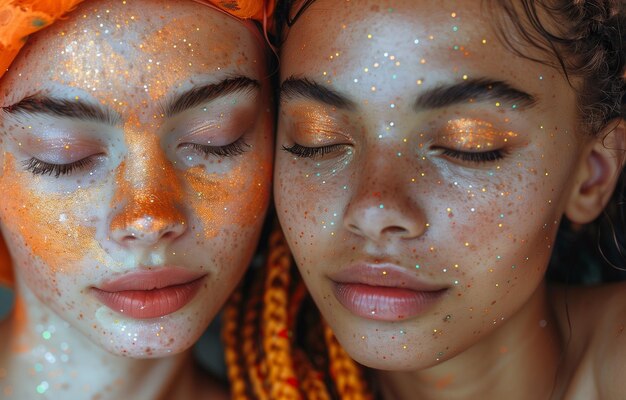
[0,76,260,125]
[163,76,260,118]
[2,96,121,125]
[414,78,536,111]
[280,77,536,112]
[280,77,356,110]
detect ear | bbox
[566,119,626,224]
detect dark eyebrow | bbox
[164,76,260,118]
[2,96,121,125]
[280,77,536,112]
[414,78,536,111]
[1,76,260,125]
[280,77,356,110]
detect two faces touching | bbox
[1,0,626,399]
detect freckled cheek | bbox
[185,159,271,240]
[1,176,101,280]
[276,172,344,266]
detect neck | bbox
[0,280,194,400]
[376,281,562,400]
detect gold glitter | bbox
[0,155,99,273]
[109,120,185,235]
[441,119,518,151]
[292,107,347,146]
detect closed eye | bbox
[23,156,96,178]
[282,143,348,159]
[181,137,250,157]
[438,148,507,163]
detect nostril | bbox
[382,226,409,235]
[347,223,362,234]
[123,234,138,241]
[160,230,176,241]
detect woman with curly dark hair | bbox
[224,0,626,398]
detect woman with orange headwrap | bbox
[0,0,275,398]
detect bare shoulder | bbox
[552,282,626,399]
[590,282,626,399]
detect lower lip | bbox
[92,278,204,319]
[332,283,446,321]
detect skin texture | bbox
[275,0,626,398]
[0,0,272,398]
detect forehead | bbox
[0,0,266,108]
[281,0,570,108]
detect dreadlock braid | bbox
[293,348,332,400]
[223,224,374,399]
[261,228,302,399]
[324,323,373,400]
[289,278,332,400]
[221,287,251,400]
[242,268,269,399]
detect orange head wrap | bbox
[0,0,275,286]
[0,0,275,77]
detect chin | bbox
[330,314,459,372]
[90,305,209,358]
[338,337,439,371]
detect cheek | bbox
[0,155,102,275]
[275,159,347,270]
[440,175,563,307]
[186,151,271,241]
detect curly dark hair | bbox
[488,1,626,283]
[491,0,626,134]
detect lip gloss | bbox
[92,268,206,319]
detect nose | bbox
[343,163,426,242]
[109,193,187,246]
[109,134,187,248]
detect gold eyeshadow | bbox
[439,118,518,151]
[290,107,349,145]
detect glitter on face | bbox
[275,0,590,378]
[109,129,185,238]
[0,155,101,273]
[440,119,518,151]
[0,2,274,387]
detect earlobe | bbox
[565,119,626,224]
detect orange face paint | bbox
[0,155,100,274]
[183,150,270,239]
[109,119,185,235]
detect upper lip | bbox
[94,267,206,292]
[329,263,448,292]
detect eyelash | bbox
[22,138,250,178]
[186,138,250,157]
[440,148,506,163]
[282,143,346,159]
[282,143,506,164]
[23,157,95,178]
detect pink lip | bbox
[92,268,206,319]
[330,264,448,321]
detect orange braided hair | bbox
[222,225,373,399]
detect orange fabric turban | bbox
[0,0,275,286]
[0,0,275,78]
